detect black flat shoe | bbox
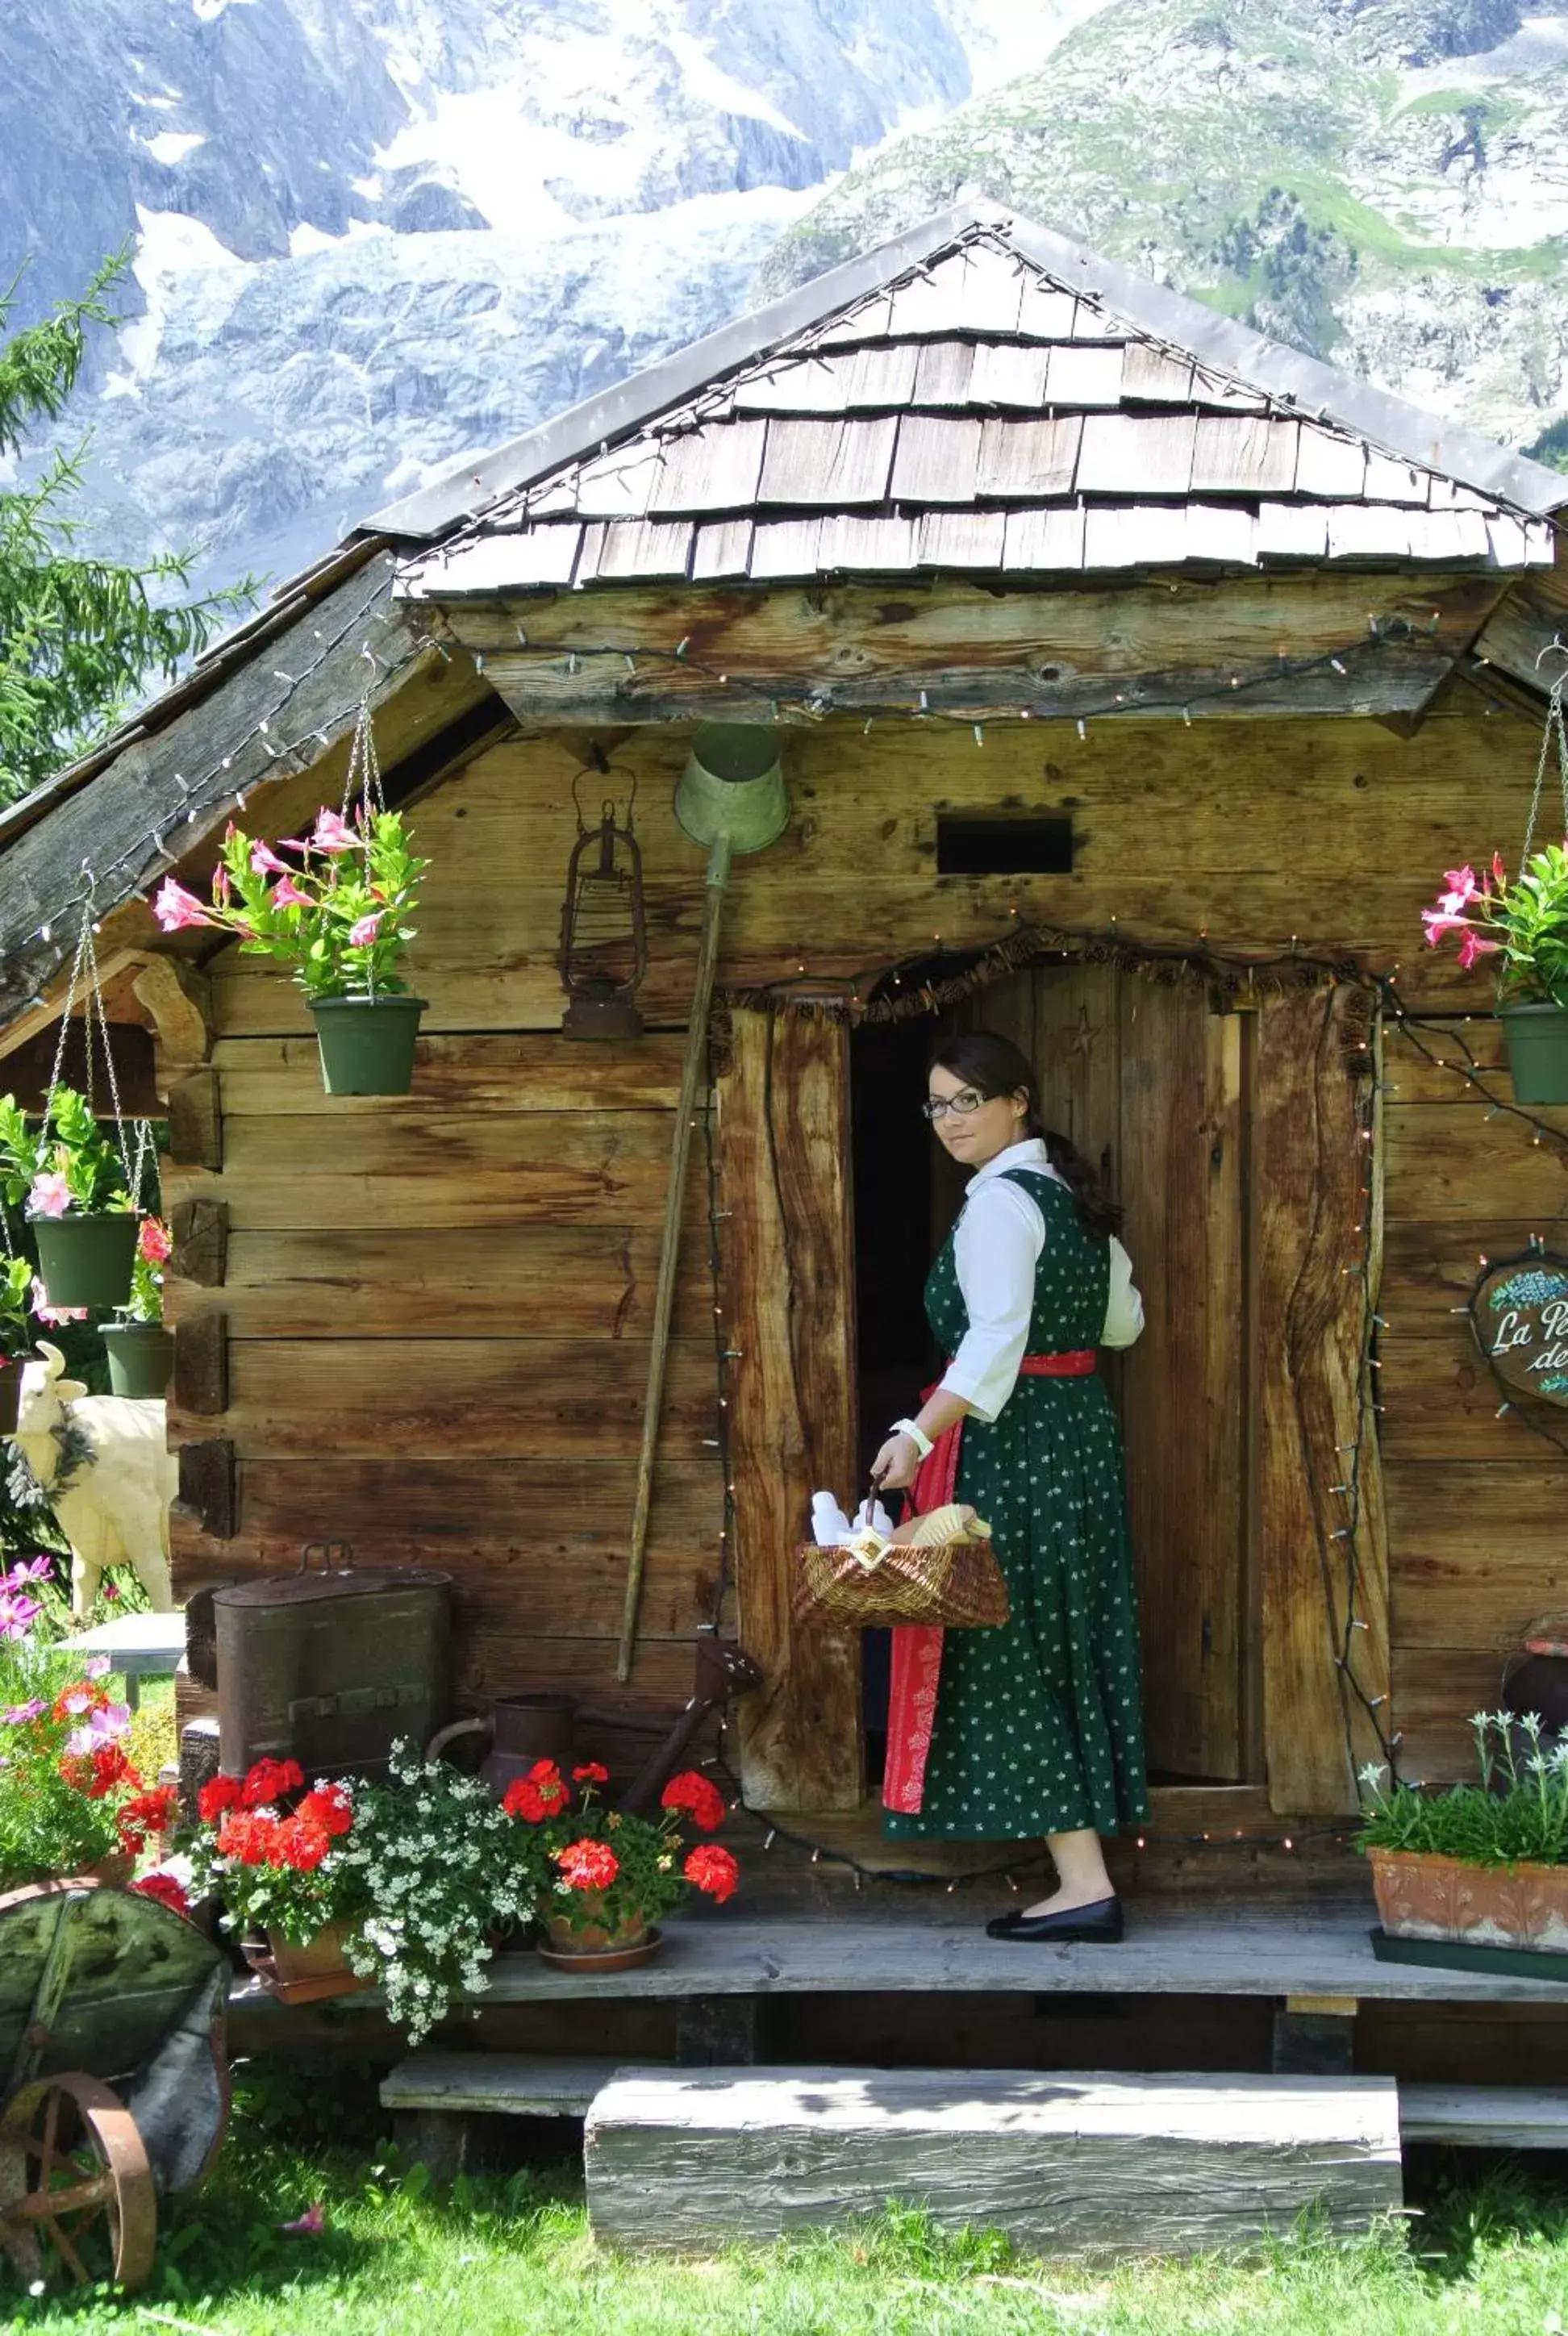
[984,1896,1124,1943]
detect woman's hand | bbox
[870,1432,920,1492]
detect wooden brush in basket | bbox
[794,1503,1010,1629]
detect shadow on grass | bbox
[1404,2145,1568,2281]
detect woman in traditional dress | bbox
[869,1029,1149,1942]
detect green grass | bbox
[6,2067,1568,2336]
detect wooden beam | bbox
[435,571,1501,726]
[721,1009,861,1812]
[1255,986,1391,1814]
[1470,567,1568,695]
[131,956,214,1076]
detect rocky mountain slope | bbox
[5,0,1566,602]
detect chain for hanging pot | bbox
[340,689,387,1001]
[1520,660,1568,875]
[40,871,140,1215]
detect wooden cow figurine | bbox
[14,1343,177,1616]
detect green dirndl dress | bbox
[884,1168,1149,1842]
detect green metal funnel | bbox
[674,724,788,855]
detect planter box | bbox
[1368,1846,1568,1953]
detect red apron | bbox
[882,1350,1097,1817]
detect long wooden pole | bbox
[617,836,732,1681]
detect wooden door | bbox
[940,965,1250,1783]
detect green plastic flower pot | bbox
[309,994,427,1096]
[101,1322,175,1399]
[1499,1003,1568,1106]
[32,1212,140,1310]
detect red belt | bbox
[882,1345,1098,1818]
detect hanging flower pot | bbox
[32,1213,139,1312]
[309,994,427,1096]
[1498,1002,1568,1105]
[101,1322,174,1400]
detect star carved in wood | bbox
[1065,1005,1101,1062]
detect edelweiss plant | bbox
[336,1745,539,2042]
[152,806,425,1001]
[503,1757,740,1939]
[1360,1709,1568,1867]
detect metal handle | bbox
[297,1541,353,1575]
[424,1714,490,1765]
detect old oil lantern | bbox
[558,763,647,1041]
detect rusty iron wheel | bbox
[0,2072,156,2291]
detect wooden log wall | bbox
[1381,1014,1568,1783]
[156,678,1554,1784]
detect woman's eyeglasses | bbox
[922,1088,987,1121]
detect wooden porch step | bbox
[382,2053,639,2117]
[585,2067,1403,2258]
[1400,2085,1568,2150]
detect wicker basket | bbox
[794,1506,1009,1629]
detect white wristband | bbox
[891,1416,934,1461]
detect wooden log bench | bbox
[583,2067,1403,2258]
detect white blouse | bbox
[937,1137,1144,1425]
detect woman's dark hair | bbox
[927,1028,1124,1241]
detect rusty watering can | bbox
[424,1640,764,1809]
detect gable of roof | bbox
[382,202,1564,605]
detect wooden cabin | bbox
[5,204,1568,2094]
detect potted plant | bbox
[333,1743,540,2040]
[100,1217,174,1398]
[0,1255,38,1433]
[1422,851,1568,1103]
[0,1088,140,1309]
[186,1757,369,2002]
[502,1757,740,1969]
[152,805,428,1095]
[1360,1710,1568,1953]
[0,1626,169,1888]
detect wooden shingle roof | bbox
[395,210,1559,603]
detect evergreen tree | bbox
[0,254,252,803]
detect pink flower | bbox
[152,878,215,933]
[1421,908,1470,947]
[60,1690,93,1717]
[0,1594,40,1643]
[3,1700,44,1725]
[281,2203,326,2237]
[31,1277,85,1326]
[347,911,383,947]
[137,1217,172,1264]
[1442,866,1479,906]
[271,874,313,910]
[310,809,357,854]
[7,1558,53,1587]
[84,1654,110,1679]
[1494,851,1508,889]
[249,841,294,877]
[27,1170,71,1218]
[66,1704,130,1755]
[1457,930,1502,971]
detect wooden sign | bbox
[1474,1255,1568,1406]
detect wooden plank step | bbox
[382,2053,633,2117]
[1400,2084,1568,2150]
[585,2067,1403,2258]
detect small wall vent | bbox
[936,815,1073,876]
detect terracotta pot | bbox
[79,1852,135,1888]
[544,1893,648,1957]
[243,1918,373,2004]
[1369,1846,1568,1952]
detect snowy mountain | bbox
[5,0,1567,599]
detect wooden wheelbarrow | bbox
[0,1879,229,2292]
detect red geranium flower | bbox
[683,1843,740,1904]
[661,1769,728,1833]
[296,1784,352,1839]
[218,1809,282,1866]
[525,1758,569,1805]
[572,1762,609,1784]
[502,1777,553,1823]
[241,1757,304,1809]
[117,1785,179,1853]
[553,1838,619,1892]
[198,1775,243,1822]
[276,1816,330,1873]
[78,1743,139,1800]
[131,1871,190,1917]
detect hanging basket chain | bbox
[340,690,386,1004]
[40,877,143,1215]
[1520,665,1568,877]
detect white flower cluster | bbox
[337,1741,538,2044]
